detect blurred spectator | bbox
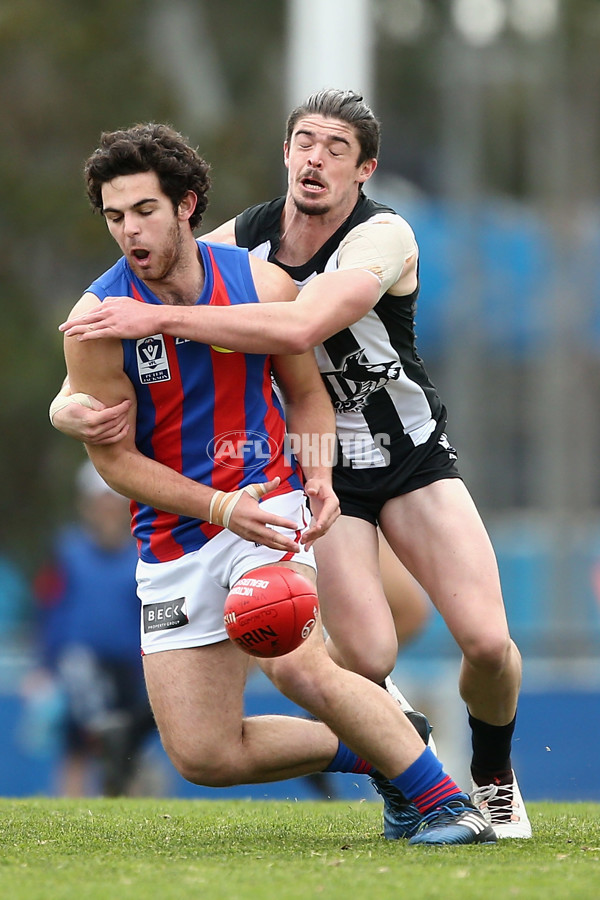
[22,459,157,796]
[0,544,31,645]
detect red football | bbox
[224,565,319,658]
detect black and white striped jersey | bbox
[235,194,444,470]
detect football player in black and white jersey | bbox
[54,90,530,841]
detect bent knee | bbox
[263,650,346,713]
[327,635,397,684]
[339,649,397,685]
[263,652,324,700]
[167,745,239,788]
[463,633,513,674]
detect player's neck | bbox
[143,239,205,306]
[276,196,355,266]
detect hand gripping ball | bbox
[224,565,319,658]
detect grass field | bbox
[1,798,599,899]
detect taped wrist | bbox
[208,482,271,529]
[49,392,95,426]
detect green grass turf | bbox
[0,799,598,899]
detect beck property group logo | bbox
[207,431,280,471]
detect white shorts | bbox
[137,490,316,654]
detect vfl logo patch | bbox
[143,598,188,633]
[137,335,171,383]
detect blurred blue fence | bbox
[381,194,600,358]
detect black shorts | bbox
[332,420,462,525]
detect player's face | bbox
[284,114,377,217]
[101,171,191,282]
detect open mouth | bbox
[132,249,150,261]
[300,177,326,193]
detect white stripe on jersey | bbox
[248,240,271,260]
[314,343,388,468]
[341,305,435,445]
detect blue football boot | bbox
[408,797,497,846]
[370,772,423,839]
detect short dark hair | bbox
[84,123,211,230]
[285,89,380,164]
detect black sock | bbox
[469,711,516,785]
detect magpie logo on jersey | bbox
[136,335,171,384]
[322,349,401,412]
[143,597,188,633]
[438,433,458,461]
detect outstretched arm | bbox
[59,267,381,354]
[58,216,416,354]
[52,253,304,443]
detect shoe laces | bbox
[418,798,473,829]
[371,775,411,812]
[471,782,514,824]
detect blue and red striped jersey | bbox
[86,241,303,563]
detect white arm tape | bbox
[49,392,95,426]
[209,482,270,529]
[337,214,418,294]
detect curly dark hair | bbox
[285,89,380,165]
[84,123,210,230]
